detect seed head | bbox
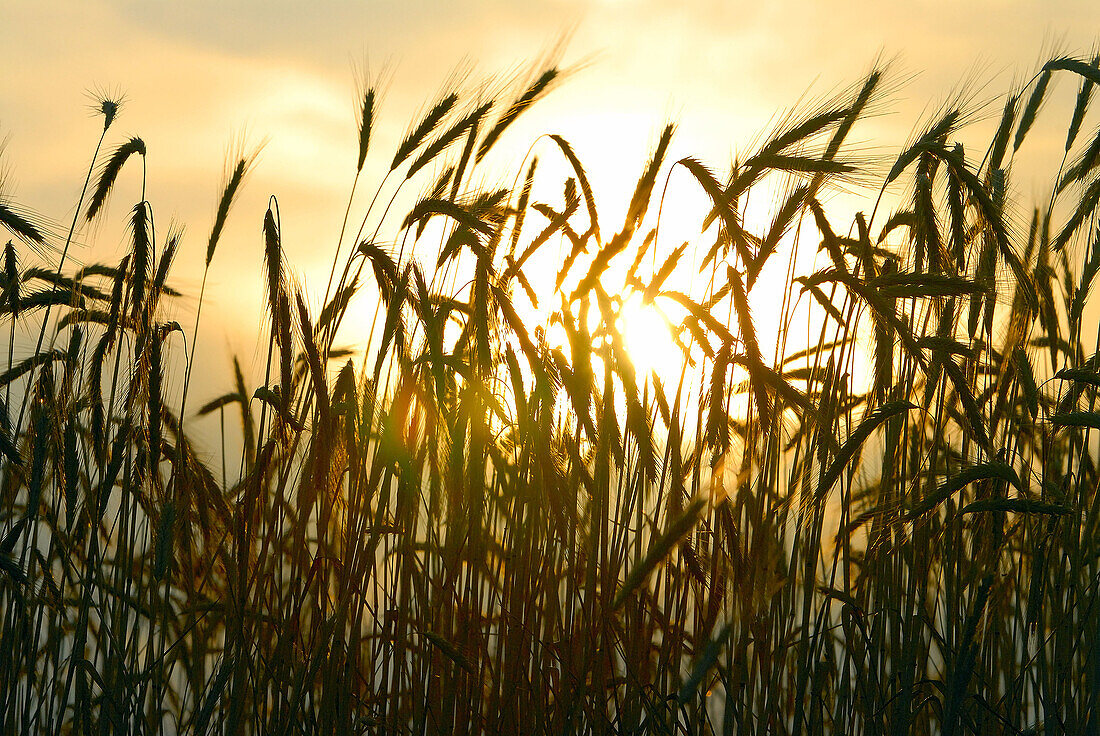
[87,87,125,131]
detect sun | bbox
[617,293,684,382]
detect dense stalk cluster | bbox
[3,55,1100,735]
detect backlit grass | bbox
[2,54,1100,734]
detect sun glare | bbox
[618,294,682,380]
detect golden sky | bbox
[3,0,1100,411]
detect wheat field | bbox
[2,52,1100,735]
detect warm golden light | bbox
[618,293,683,380]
